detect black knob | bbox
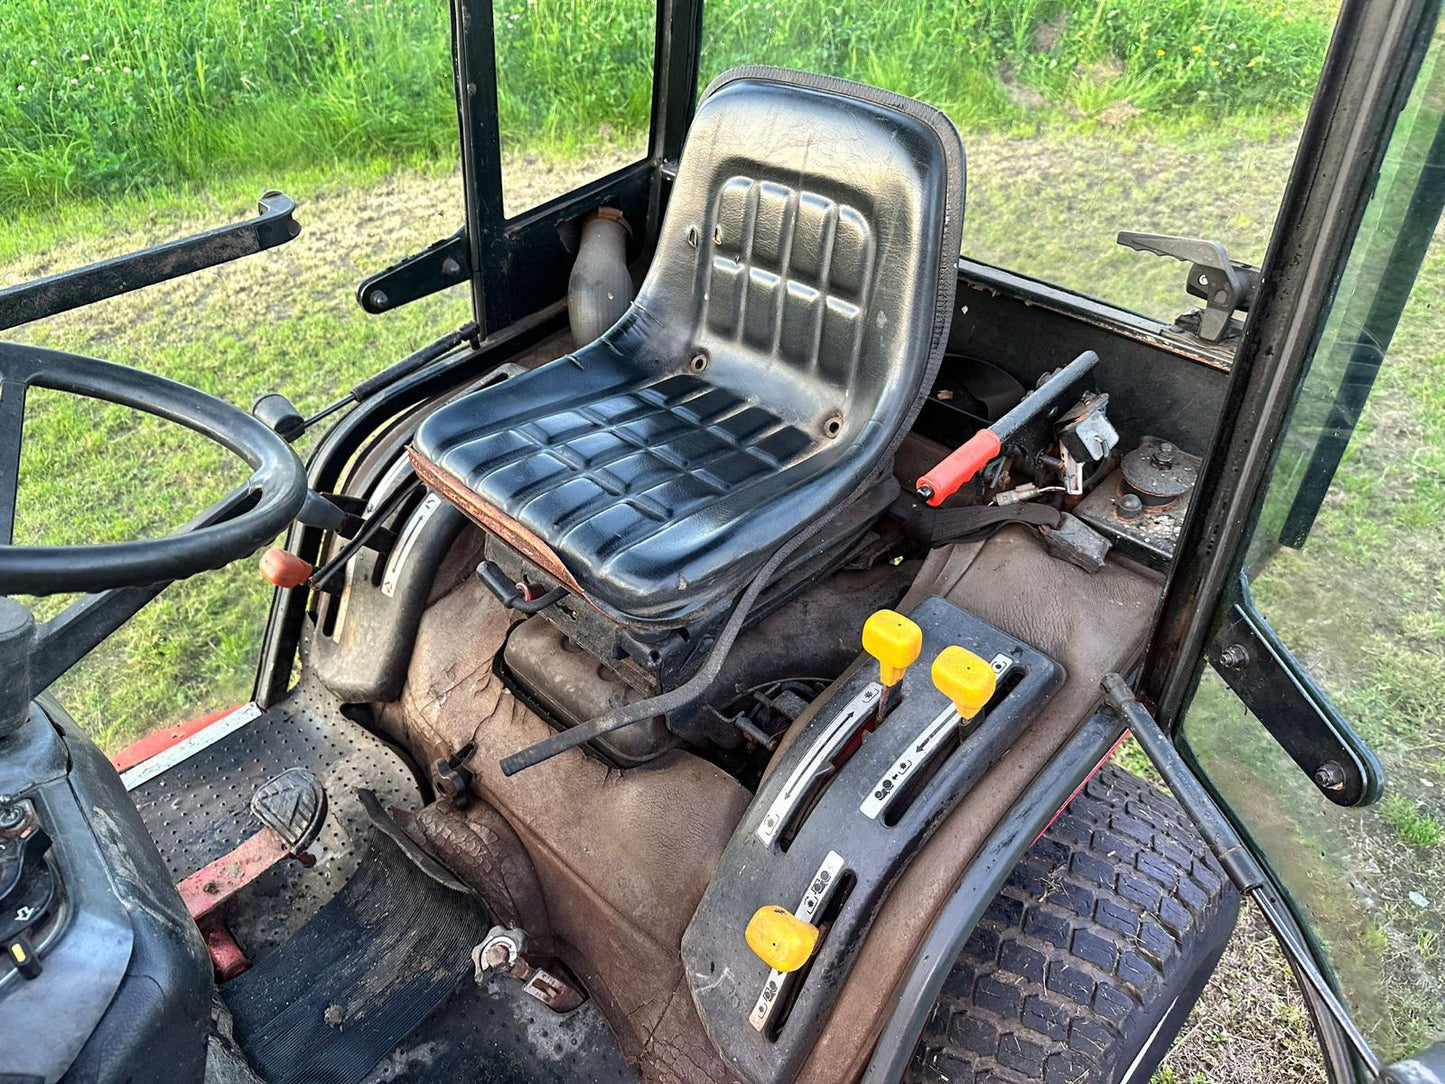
[252,393,306,443]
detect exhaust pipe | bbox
[567,207,633,345]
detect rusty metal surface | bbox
[176,828,297,922]
[198,914,253,982]
[407,447,589,599]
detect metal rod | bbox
[0,192,299,332]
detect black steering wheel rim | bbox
[0,342,308,595]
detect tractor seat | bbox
[410,67,965,629]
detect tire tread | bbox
[906,764,1239,1084]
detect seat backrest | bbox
[609,66,964,456]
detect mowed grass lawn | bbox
[7,0,1445,1077]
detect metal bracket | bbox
[0,191,300,332]
[471,925,584,1012]
[1205,573,1383,806]
[356,228,472,314]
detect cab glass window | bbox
[494,0,656,218]
[698,0,1340,322]
[1181,27,1445,1059]
[1,1,469,753]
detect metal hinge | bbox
[356,228,471,314]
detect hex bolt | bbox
[482,940,514,970]
[0,796,22,831]
[1150,441,1176,470]
[441,257,462,277]
[1117,492,1144,521]
[1313,762,1347,791]
[368,289,389,309]
[1218,644,1250,670]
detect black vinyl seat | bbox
[411,67,965,628]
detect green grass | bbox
[1179,97,1445,1055]
[0,0,1333,214]
[1380,794,1445,849]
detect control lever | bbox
[250,322,483,441]
[861,609,922,720]
[917,350,1099,506]
[1116,231,1260,343]
[931,646,997,725]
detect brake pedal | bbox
[176,768,328,979]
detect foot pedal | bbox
[681,595,1063,1084]
[177,768,329,979]
[251,766,328,854]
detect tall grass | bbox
[0,0,1332,214]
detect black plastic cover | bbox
[682,595,1062,1084]
[0,698,211,1083]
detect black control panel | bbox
[682,595,1063,1084]
[0,800,57,980]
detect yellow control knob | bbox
[745,905,820,973]
[862,609,923,687]
[932,645,997,721]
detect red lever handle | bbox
[916,429,1002,507]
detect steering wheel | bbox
[0,342,308,596]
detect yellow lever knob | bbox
[862,609,923,687]
[931,645,997,721]
[745,905,820,973]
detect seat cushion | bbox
[412,67,965,627]
[411,354,839,625]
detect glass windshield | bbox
[1,1,471,755]
[1181,22,1445,1060]
[494,0,656,218]
[698,0,1339,322]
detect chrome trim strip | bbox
[859,655,1013,821]
[120,703,264,792]
[748,849,847,1032]
[755,683,881,847]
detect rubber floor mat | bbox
[130,677,423,957]
[359,976,638,1083]
[225,829,490,1084]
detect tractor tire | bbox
[905,764,1240,1084]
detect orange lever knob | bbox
[917,429,1003,507]
[260,548,313,589]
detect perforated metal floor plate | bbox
[129,676,423,958]
[681,595,1063,1084]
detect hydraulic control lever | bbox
[861,609,922,719]
[917,350,1099,506]
[1116,231,1260,343]
[932,645,998,725]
